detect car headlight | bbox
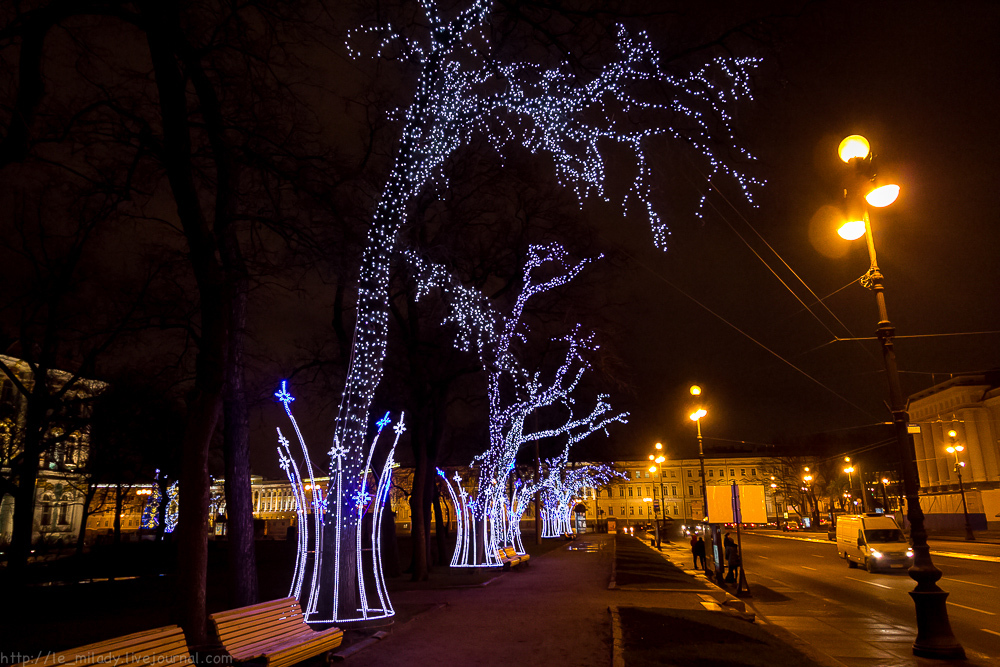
[906,549,914,557]
[870,549,882,558]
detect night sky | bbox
[3,1,999,478]
[595,0,1000,462]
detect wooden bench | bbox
[16,625,191,667]
[505,547,529,566]
[496,547,529,569]
[210,597,343,667]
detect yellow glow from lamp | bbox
[844,466,854,474]
[689,409,707,421]
[865,184,900,208]
[655,456,665,463]
[947,430,957,439]
[655,442,663,450]
[689,385,701,396]
[838,135,870,162]
[837,219,867,241]
[649,466,657,473]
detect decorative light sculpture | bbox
[275,382,402,622]
[141,469,163,529]
[318,0,760,619]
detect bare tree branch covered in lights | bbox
[409,243,628,565]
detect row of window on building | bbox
[624,467,758,480]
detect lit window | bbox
[621,505,625,515]
[634,471,641,479]
[645,470,650,478]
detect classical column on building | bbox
[915,424,934,489]
[957,410,988,483]
[972,408,1000,481]
[930,421,951,489]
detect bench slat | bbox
[16,626,189,667]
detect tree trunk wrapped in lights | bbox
[324,0,760,619]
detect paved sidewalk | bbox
[336,533,825,666]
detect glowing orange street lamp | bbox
[946,430,975,541]
[832,134,963,659]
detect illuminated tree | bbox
[410,243,628,565]
[324,0,760,619]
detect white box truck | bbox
[836,513,913,572]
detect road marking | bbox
[758,555,769,559]
[932,551,1000,563]
[943,578,998,589]
[845,576,891,589]
[984,629,1000,637]
[947,602,996,616]
[810,554,824,558]
[800,566,817,571]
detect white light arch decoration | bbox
[314,0,761,620]
[275,381,403,622]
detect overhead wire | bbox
[606,241,878,419]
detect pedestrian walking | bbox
[724,531,738,583]
[694,536,706,570]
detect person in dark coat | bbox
[693,536,707,569]
[724,532,739,583]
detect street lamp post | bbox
[946,431,975,541]
[880,477,892,512]
[833,134,963,659]
[844,456,867,513]
[688,385,711,575]
[648,442,667,547]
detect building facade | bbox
[186,455,801,540]
[909,373,1000,529]
[0,354,106,549]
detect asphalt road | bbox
[737,531,1000,660]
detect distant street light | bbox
[831,134,963,659]
[647,442,667,548]
[945,430,975,541]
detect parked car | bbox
[782,521,800,532]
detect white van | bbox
[836,513,913,572]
